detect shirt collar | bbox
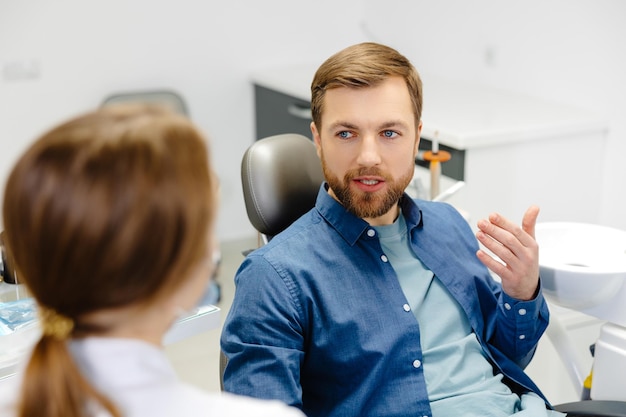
[315,183,424,246]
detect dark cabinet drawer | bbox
[254,85,312,140]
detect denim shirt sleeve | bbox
[221,253,305,408]
[490,280,550,369]
[410,199,550,399]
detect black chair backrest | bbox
[241,133,324,240]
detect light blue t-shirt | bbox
[374,213,561,417]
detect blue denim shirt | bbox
[221,184,550,417]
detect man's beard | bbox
[322,158,414,219]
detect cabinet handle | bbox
[287,104,312,120]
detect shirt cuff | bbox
[500,291,542,322]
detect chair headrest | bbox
[102,90,188,116]
[241,134,324,238]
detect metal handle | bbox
[287,104,312,120]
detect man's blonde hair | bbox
[311,42,423,130]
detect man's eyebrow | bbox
[327,120,410,131]
[327,121,358,131]
[379,120,410,130]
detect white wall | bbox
[0,0,365,240]
[361,0,626,231]
[2,1,625,239]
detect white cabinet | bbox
[420,74,609,226]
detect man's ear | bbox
[414,121,423,157]
[311,121,322,158]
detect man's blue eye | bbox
[383,130,397,138]
[338,131,352,139]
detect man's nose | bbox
[356,135,382,167]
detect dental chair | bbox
[219,133,322,390]
[241,133,325,246]
[231,133,626,416]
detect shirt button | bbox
[367,229,376,237]
[519,334,526,340]
[518,308,527,316]
[381,255,388,263]
[413,359,422,368]
[504,303,511,310]
[403,304,411,312]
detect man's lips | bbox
[352,177,385,191]
[353,175,384,184]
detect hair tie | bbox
[39,306,74,340]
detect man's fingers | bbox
[521,205,540,240]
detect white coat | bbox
[0,337,304,417]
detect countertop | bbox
[0,282,220,381]
[251,65,608,150]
